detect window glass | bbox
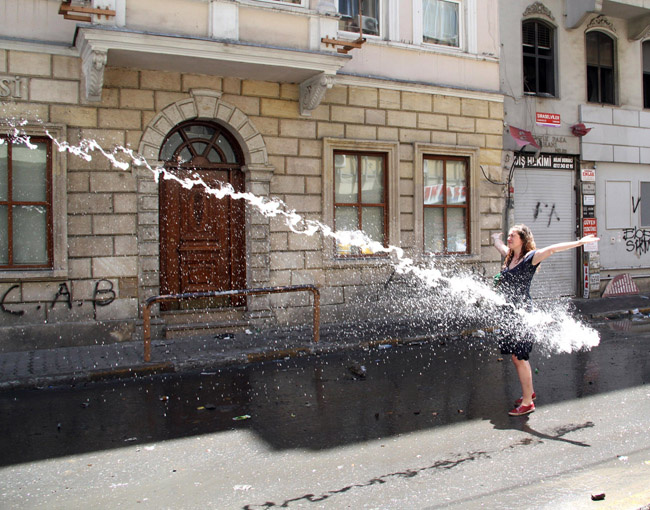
[361,206,384,243]
[643,41,650,108]
[160,122,241,164]
[216,134,237,163]
[361,155,384,204]
[179,147,192,163]
[13,143,47,202]
[447,208,467,252]
[207,148,222,163]
[192,142,208,158]
[423,0,459,47]
[586,33,599,65]
[13,205,48,264]
[185,124,215,139]
[335,153,358,203]
[339,0,380,36]
[599,35,614,66]
[335,206,358,255]
[446,160,467,204]
[423,159,444,204]
[0,143,7,201]
[160,132,183,161]
[0,205,7,264]
[424,208,444,252]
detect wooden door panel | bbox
[160,168,245,309]
[179,248,229,292]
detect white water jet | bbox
[2,120,600,354]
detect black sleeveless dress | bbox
[496,250,539,360]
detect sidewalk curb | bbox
[589,306,650,319]
[0,362,175,391]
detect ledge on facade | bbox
[566,0,650,38]
[73,25,350,103]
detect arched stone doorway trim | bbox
[139,89,269,168]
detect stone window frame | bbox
[323,137,400,267]
[413,142,480,260]
[0,123,68,281]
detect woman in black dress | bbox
[492,225,599,416]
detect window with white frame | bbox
[422,0,460,48]
[339,0,380,36]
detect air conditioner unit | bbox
[362,16,378,34]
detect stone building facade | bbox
[0,0,505,350]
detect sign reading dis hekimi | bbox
[536,112,561,127]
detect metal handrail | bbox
[142,285,320,362]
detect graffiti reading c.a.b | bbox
[1,280,118,317]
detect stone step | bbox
[163,320,251,339]
[160,308,244,325]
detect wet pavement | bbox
[2,293,650,391]
[1,318,649,509]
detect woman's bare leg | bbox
[512,355,534,406]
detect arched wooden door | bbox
[159,120,246,309]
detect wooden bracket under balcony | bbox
[321,37,366,54]
[58,1,116,22]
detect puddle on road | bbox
[0,326,648,467]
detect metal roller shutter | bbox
[514,168,576,298]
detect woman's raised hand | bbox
[580,234,600,243]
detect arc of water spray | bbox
[2,121,599,354]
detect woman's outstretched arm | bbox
[532,234,600,266]
[492,232,508,257]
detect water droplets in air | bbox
[3,119,599,355]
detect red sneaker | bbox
[509,402,535,416]
[514,392,536,406]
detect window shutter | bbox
[522,22,535,47]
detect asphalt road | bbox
[1,319,649,509]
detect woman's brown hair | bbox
[503,224,536,268]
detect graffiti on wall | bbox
[533,202,561,228]
[1,280,116,319]
[622,227,650,256]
